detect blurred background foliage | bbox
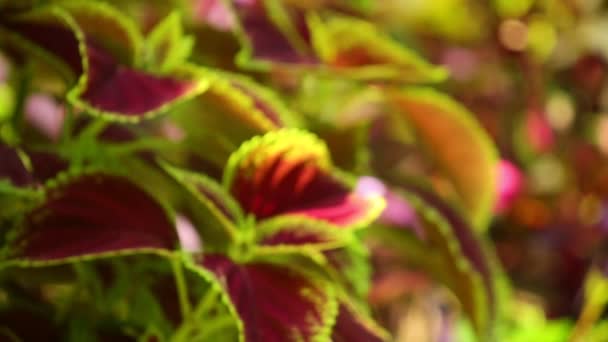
[1,0,608,341]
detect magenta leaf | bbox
[3,173,178,264]
[224,130,385,229]
[231,0,317,69]
[0,4,207,121]
[0,144,32,187]
[26,150,69,183]
[201,254,337,342]
[75,42,200,119]
[256,216,348,250]
[331,302,389,342]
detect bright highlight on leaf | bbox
[224,129,385,228]
[309,15,448,82]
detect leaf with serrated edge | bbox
[201,253,337,342]
[256,215,351,250]
[228,0,317,70]
[175,71,296,167]
[1,172,178,266]
[0,5,209,121]
[391,182,497,338]
[223,129,385,229]
[160,161,242,247]
[332,297,390,342]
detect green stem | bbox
[569,270,608,342]
[171,255,191,321]
[172,288,218,341]
[61,104,75,144]
[9,62,32,144]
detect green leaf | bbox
[59,1,143,66]
[160,161,242,251]
[324,236,373,307]
[387,87,499,231]
[569,264,608,342]
[309,14,448,83]
[382,182,501,339]
[174,71,297,166]
[145,11,195,73]
[256,215,352,250]
[175,256,245,342]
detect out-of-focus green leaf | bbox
[174,71,297,166]
[380,181,501,339]
[0,83,14,123]
[160,161,242,251]
[387,87,499,231]
[145,11,195,73]
[309,14,448,83]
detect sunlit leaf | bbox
[224,129,385,228]
[145,11,195,73]
[230,0,317,70]
[175,71,297,166]
[387,87,498,231]
[309,15,448,82]
[256,215,349,250]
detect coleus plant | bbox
[1,0,603,341]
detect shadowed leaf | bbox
[201,254,337,342]
[0,144,32,187]
[390,181,498,338]
[175,72,296,167]
[231,0,317,70]
[0,4,208,121]
[2,173,178,265]
[160,161,242,247]
[332,300,390,342]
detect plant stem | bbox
[171,255,191,321]
[569,271,608,342]
[10,62,32,143]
